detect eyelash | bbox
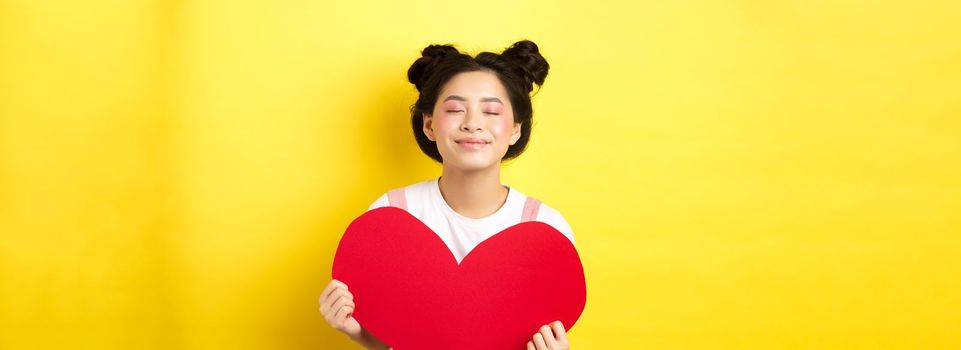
[447,110,499,115]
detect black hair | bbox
[406,40,550,163]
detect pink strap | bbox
[387,188,408,211]
[521,196,541,222]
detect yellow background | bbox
[1,0,959,348]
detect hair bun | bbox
[407,44,460,91]
[500,40,550,91]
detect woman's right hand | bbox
[319,279,362,340]
[319,279,391,350]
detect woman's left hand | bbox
[526,320,569,350]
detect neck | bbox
[437,164,508,219]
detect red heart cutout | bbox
[332,206,586,350]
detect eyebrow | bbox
[442,95,504,104]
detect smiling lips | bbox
[455,137,490,150]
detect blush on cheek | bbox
[488,117,515,134]
[432,114,460,131]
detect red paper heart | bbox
[332,207,586,350]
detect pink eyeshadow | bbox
[442,101,463,110]
[485,104,504,114]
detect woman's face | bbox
[423,70,521,171]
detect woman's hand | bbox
[526,320,570,350]
[318,279,391,350]
[319,279,361,339]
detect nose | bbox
[460,108,483,132]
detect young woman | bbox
[319,40,576,350]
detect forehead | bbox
[438,71,510,101]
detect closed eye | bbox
[446,110,498,115]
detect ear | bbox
[422,113,435,141]
[510,122,522,145]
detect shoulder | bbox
[367,192,390,211]
[366,179,434,211]
[534,200,576,246]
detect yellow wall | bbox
[1,0,959,348]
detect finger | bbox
[533,333,548,350]
[328,294,354,319]
[319,290,341,315]
[319,282,336,305]
[539,324,559,350]
[527,341,536,350]
[319,279,349,305]
[551,320,569,345]
[319,280,344,303]
[332,303,355,327]
[323,295,347,323]
[320,289,353,316]
[320,295,336,321]
[319,281,339,306]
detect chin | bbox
[445,157,499,171]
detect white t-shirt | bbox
[368,177,575,263]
